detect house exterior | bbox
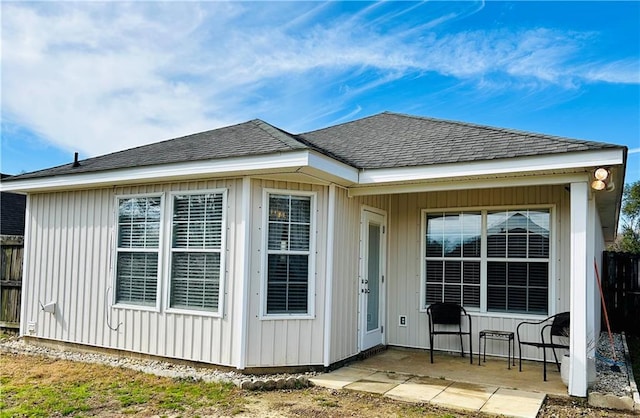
[0,112,627,397]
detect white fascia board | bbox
[349,172,590,197]
[305,152,359,185]
[0,151,310,193]
[1,150,360,193]
[358,149,625,185]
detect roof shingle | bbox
[299,112,621,169]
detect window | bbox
[424,208,550,314]
[115,196,162,306]
[169,192,225,312]
[425,212,481,307]
[264,193,314,315]
[486,210,549,314]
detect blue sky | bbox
[1,1,639,184]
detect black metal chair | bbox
[427,302,473,364]
[516,312,570,381]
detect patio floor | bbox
[310,347,568,418]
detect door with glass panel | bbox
[360,209,386,351]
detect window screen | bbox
[266,194,312,314]
[116,196,161,306]
[170,193,224,312]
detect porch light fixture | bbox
[591,168,614,192]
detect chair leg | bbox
[551,347,561,372]
[518,343,523,372]
[469,332,473,364]
[459,327,464,358]
[429,335,434,363]
[543,348,547,381]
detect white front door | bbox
[359,209,386,351]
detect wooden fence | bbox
[1,235,23,329]
[601,251,640,336]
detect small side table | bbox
[478,330,515,369]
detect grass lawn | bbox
[0,353,244,417]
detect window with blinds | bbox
[169,192,225,312]
[265,193,312,315]
[424,208,550,314]
[116,196,162,306]
[486,210,549,314]
[425,212,481,308]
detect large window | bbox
[424,208,550,315]
[115,196,162,306]
[264,193,314,315]
[169,192,225,312]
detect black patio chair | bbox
[516,311,570,381]
[427,302,473,364]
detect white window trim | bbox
[112,192,165,312]
[164,189,228,318]
[260,188,317,320]
[420,204,555,316]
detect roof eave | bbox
[0,150,359,193]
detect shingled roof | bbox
[8,119,310,180]
[3,112,623,181]
[299,112,622,169]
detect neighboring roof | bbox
[2,111,625,182]
[0,175,26,235]
[299,112,623,169]
[7,119,310,181]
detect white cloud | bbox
[1,2,637,158]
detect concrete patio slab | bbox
[308,366,376,389]
[344,380,399,395]
[430,381,498,411]
[480,388,546,418]
[385,376,451,403]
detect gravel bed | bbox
[0,337,315,390]
[591,332,633,398]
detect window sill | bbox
[112,303,160,313]
[165,307,222,318]
[260,314,315,321]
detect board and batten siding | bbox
[21,179,244,367]
[244,179,335,367]
[328,188,389,364]
[385,185,571,360]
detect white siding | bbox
[245,179,326,367]
[328,189,389,363]
[386,185,571,360]
[22,179,244,367]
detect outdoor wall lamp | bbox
[591,167,614,191]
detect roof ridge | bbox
[251,120,308,150]
[383,111,617,148]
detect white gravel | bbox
[0,336,315,390]
[591,332,633,398]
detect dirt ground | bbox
[1,350,636,418]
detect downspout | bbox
[238,177,252,370]
[323,184,336,367]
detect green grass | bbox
[0,354,243,418]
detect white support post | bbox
[569,181,589,396]
[236,176,252,370]
[323,184,336,367]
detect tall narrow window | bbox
[170,192,225,312]
[487,209,550,314]
[265,193,313,315]
[115,196,162,306]
[425,212,481,308]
